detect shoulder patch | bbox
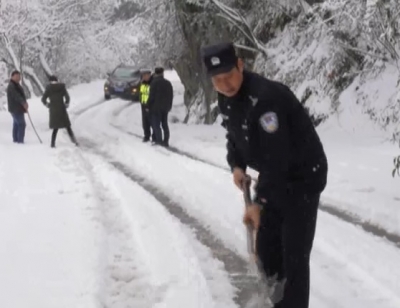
[259,112,278,133]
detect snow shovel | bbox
[242,178,276,308]
[27,111,43,144]
[242,177,263,270]
[242,177,256,258]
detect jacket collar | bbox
[10,79,20,86]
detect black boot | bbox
[51,129,58,148]
[67,127,79,146]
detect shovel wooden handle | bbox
[242,177,257,258]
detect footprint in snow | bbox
[354,187,375,193]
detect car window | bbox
[113,68,140,78]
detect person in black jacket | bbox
[202,42,328,308]
[148,67,173,146]
[7,70,28,144]
[41,75,78,148]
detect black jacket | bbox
[7,80,26,114]
[148,75,173,113]
[219,70,328,205]
[41,83,71,129]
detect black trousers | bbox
[51,127,77,147]
[256,193,320,308]
[151,111,169,145]
[141,106,153,140]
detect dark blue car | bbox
[104,65,141,101]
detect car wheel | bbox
[104,94,111,100]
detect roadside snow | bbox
[0,142,101,307]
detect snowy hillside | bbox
[258,13,400,139]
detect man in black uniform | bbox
[201,42,328,308]
[148,67,173,147]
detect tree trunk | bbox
[172,0,231,124]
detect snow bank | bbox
[0,136,102,307]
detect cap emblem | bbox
[211,57,220,66]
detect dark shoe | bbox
[143,137,150,142]
[51,144,55,148]
[71,137,79,146]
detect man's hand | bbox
[233,167,248,190]
[243,203,261,230]
[23,102,28,111]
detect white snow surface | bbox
[0,71,399,307]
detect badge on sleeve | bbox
[259,112,279,133]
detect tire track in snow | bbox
[73,145,241,307]
[70,146,162,308]
[71,98,106,117]
[110,123,400,248]
[112,101,138,117]
[110,123,226,170]
[78,137,265,308]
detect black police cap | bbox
[201,42,238,76]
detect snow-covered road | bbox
[73,96,400,308]
[0,75,399,307]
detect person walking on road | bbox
[41,75,78,148]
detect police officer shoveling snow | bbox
[201,42,328,308]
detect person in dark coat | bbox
[201,42,328,308]
[139,69,154,142]
[41,75,78,148]
[148,67,173,146]
[7,70,28,144]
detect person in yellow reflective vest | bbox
[139,70,154,142]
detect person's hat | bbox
[140,69,152,74]
[201,42,237,76]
